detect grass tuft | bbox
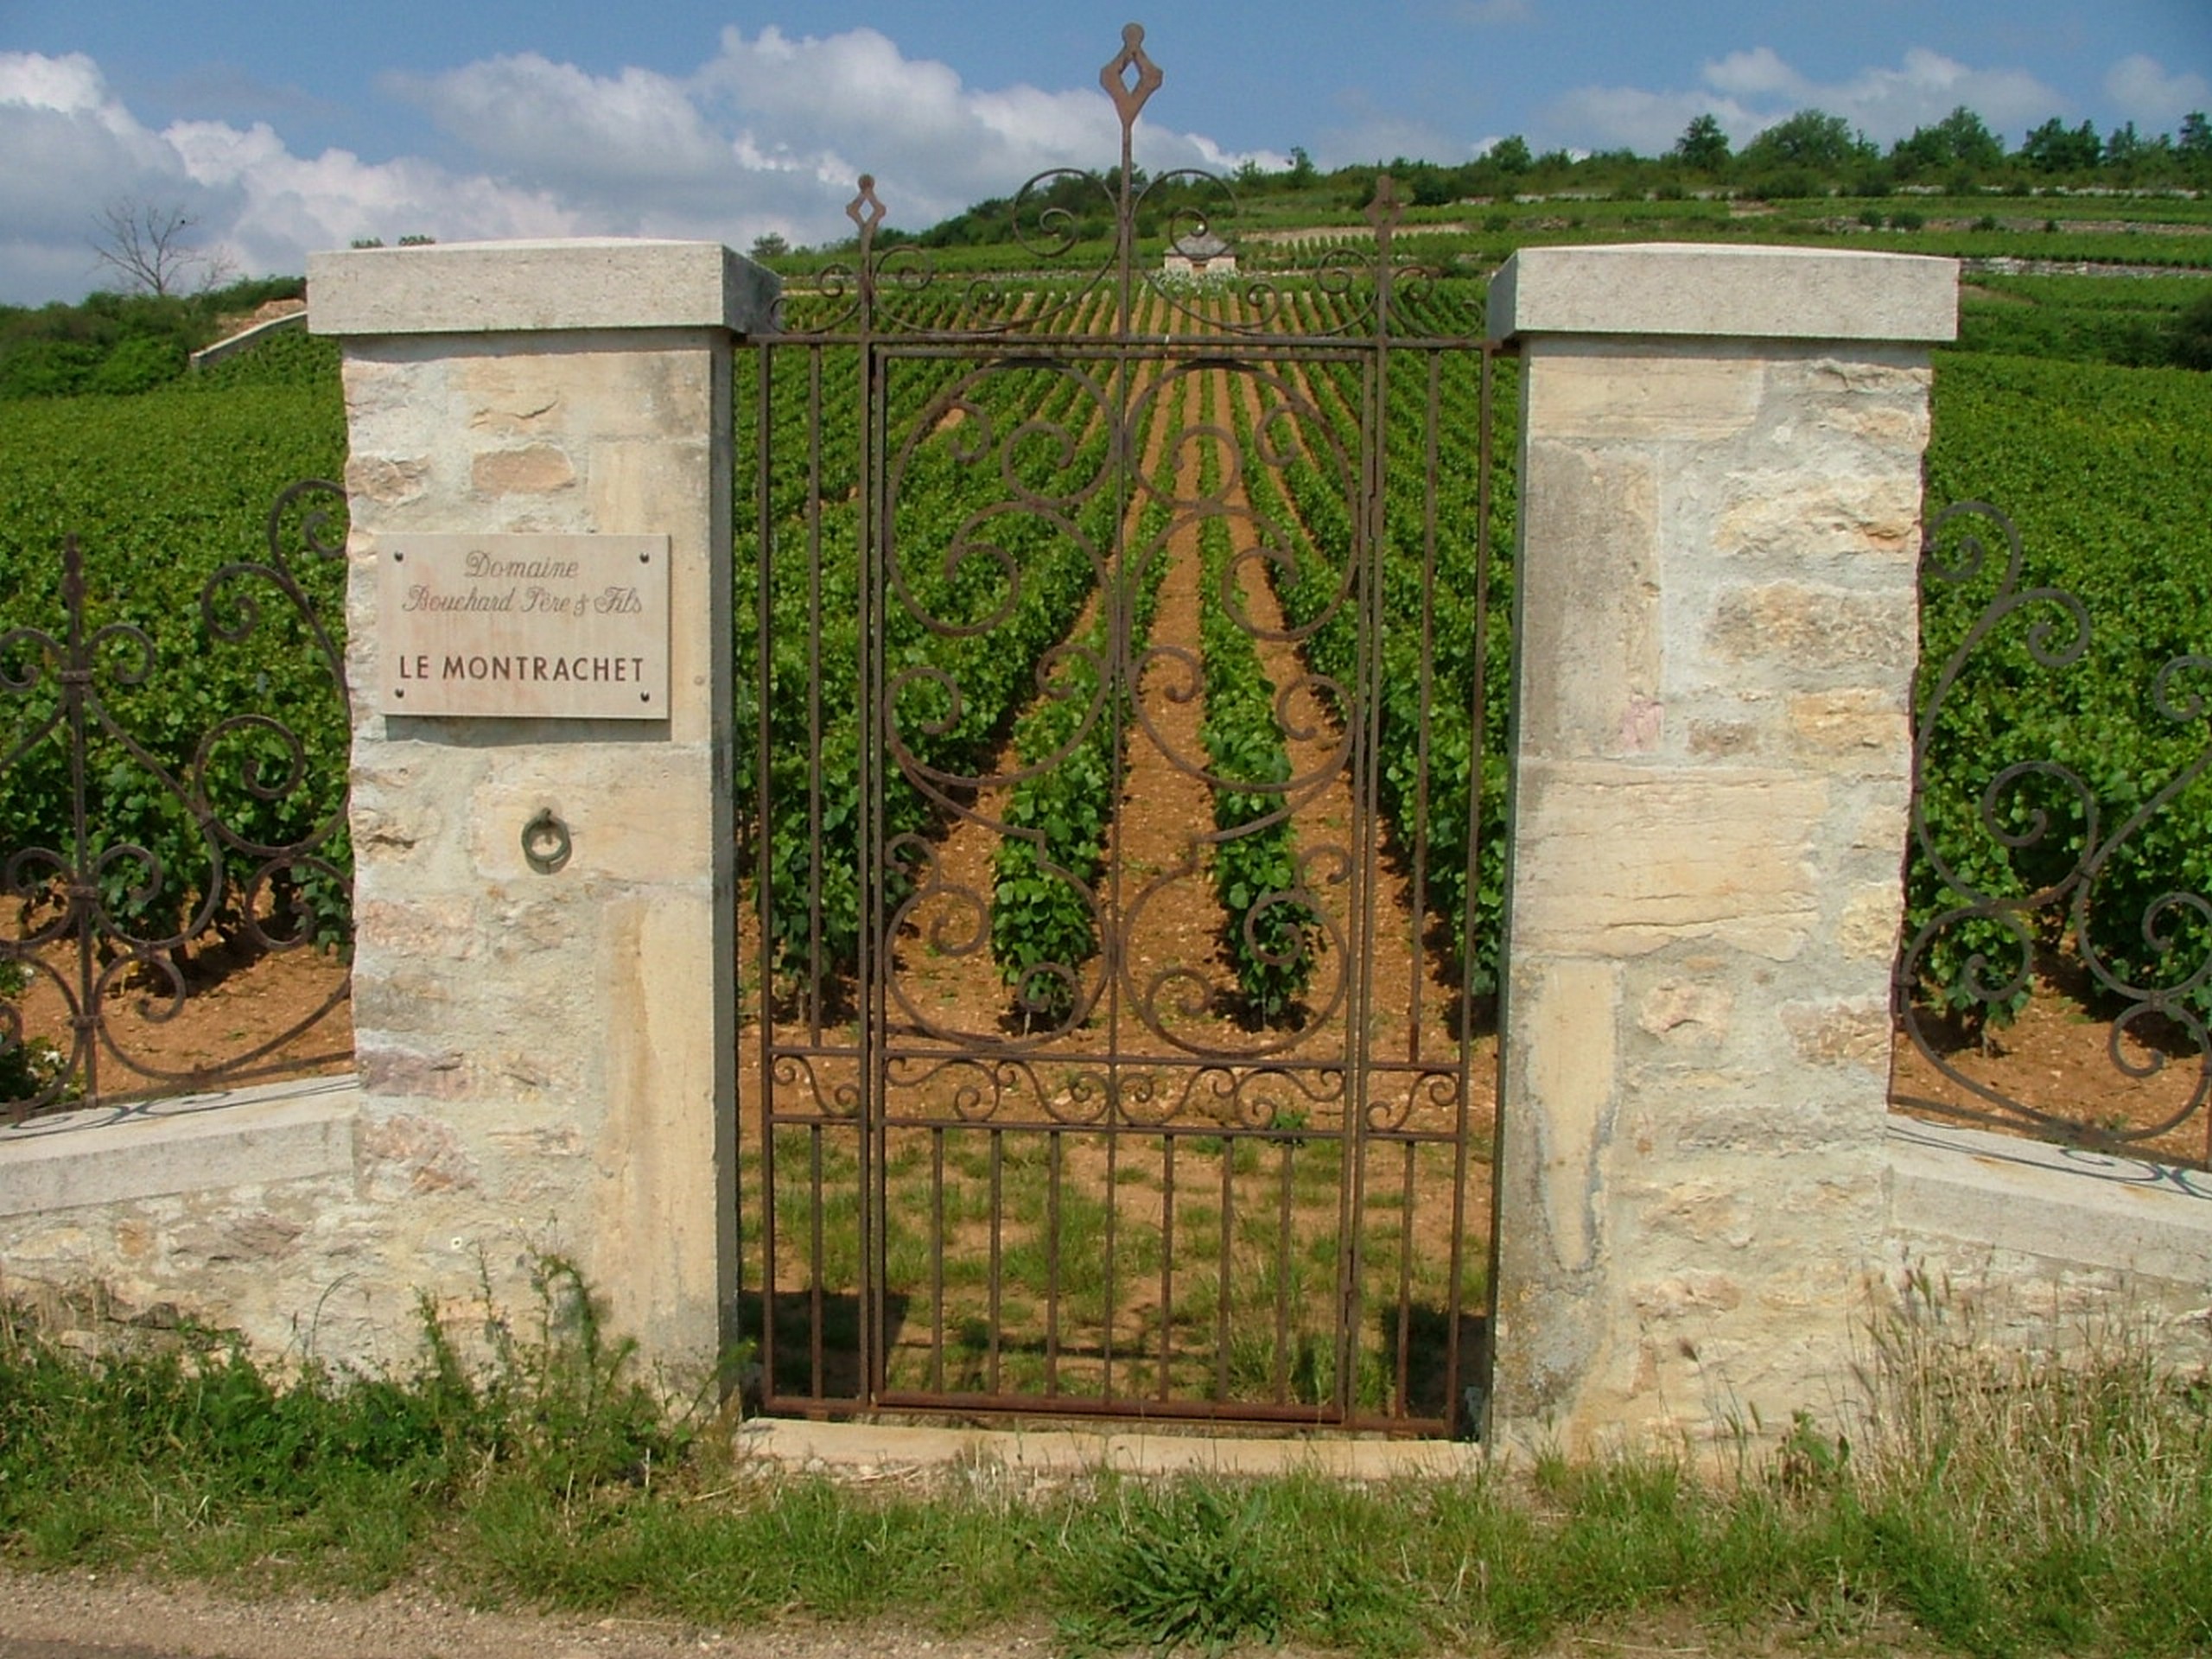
[4,1271,2211,1656]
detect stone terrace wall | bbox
[3,238,2207,1440]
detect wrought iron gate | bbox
[738,26,1503,1434]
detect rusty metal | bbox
[0,480,353,1121]
[1893,501,2212,1163]
[741,26,1499,1434]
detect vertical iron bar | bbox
[1411,349,1443,1064]
[1337,255,1392,1422]
[752,353,779,1402]
[1454,346,1499,1438]
[857,330,885,1408]
[931,1125,946,1393]
[1215,1143,1233,1401]
[1395,1140,1417,1420]
[809,1124,827,1401]
[1102,1128,1119,1399]
[806,346,826,1043]
[1046,1128,1064,1395]
[1158,1134,1176,1403]
[1273,1140,1294,1405]
[61,541,97,1104]
[988,1127,1004,1394]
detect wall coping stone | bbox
[308,239,778,338]
[1490,242,1958,346]
[0,1077,359,1217]
[1887,1114,2212,1284]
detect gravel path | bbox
[0,1571,1063,1659]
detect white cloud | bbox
[2105,54,2211,128]
[386,54,733,211]
[1546,44,2069,156]
[1545,84,1759,156]
[0,50,582,302]
[1702,47,1805,101]
[0,33,1277,305]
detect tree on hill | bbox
[1484,135,1533,176]
[2172,288,2212,372]
[1891,106,2005,178]
[91,198,232,297]
[1742,109,1872,172]
[2020,118,2103,174]
[1670,113,1731,172]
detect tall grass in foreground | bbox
[3,1274,2209,1657]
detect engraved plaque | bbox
[377,534,671,719]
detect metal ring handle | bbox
[521,808,572,874]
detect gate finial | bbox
[1100,23,1162,132]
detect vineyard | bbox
[1897,349,2212,1163]
[0,185,2208,1421]
[0,350,350,1110]
[735,259,1506,1424]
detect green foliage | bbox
[1191,373,1320,1023]
[0,276,307,402]
[10,1283,2212,1658]
[985,360,1170,1023]
[0,369,350,964]
[1892,107,2006,178]
[1671,112,1731,172]
[2171,287,2212,372]
[1058,1478,1288,1655]
[1743,108,1873,174]
[2022,117,2106,174]
[1916,354,2212,1028]
[1956,274,2196,368]
[0,1261,679,1585]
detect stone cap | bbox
[1488,242,1957,346]
[308,238,779,337]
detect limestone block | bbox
[354,1042,472,1102]
[1635,976,1735,1047]
[1887,1117,2212,1287]
[1669,1092,1891,1154]
[467,754,715,881]
[1838,884,1905,961]
[1522,345,1761,441]
[346,455,431,505]
[1714,474,1923,560]
[1707,582,1916,675]
[1687,719,1760,758]
[1490,244,1958,345]
[1779,997,1893,1071]
[471,445,576,496]
[595,888,737,1373]
[1788,688,1910,765]
[0,1082,359,1218]
[1515,443,1660,755]
[349,895,481,962]
[310,240,779,337]
[1510,762,1823,960]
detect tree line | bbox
[1293,105,2212,209]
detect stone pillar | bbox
[1485,245,1956,1449]
[310,241,776,1387]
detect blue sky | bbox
[3,1,2207,303]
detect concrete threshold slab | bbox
[732,1416,1484,1481]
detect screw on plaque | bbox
[521,808,572,874]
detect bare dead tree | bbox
[90,198,235,296]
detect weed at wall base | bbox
[5,1267,2212,1656]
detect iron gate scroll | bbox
[739,27,1503,1433]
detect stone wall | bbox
[2,241,774,1390]
[1486,245,1954,1449]
[3,238,2206,1440]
